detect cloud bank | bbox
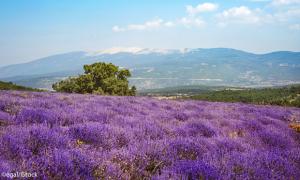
[112,1,300,32]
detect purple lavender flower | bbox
[0,90,299,179]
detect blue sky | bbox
[0,0,300,66]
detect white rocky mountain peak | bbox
[86,47,191,56]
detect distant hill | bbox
[189,84,300,108]
[138,85,233,96]
[0,81,41,91]
[0,48,299,90]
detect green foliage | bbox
[52,62,136,96]
[0,81,41,91]
[138,85,228,96]
[189,85,300,108]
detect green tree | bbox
[52,62,136,96]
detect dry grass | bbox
[289,123,300,133]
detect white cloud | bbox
[249,0,271,2]
[112,16,206,32]
[113,19,169,32]
[186,3,218,16]
[127,24,147,31]
[271,0,300,6]
[179,17,206,28]
[112,26,125,32]
[289,23,300,30]
[216,6,264,26]
[215,4,300,31]
[112,2,217,32]
[164,21,175,27]
[112,1,300,32]
[128,19,164,30]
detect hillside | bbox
[189,84,300,107]
[138,85,241,96]
[0,48,299,90]
[0,91,299,179]
[0,81,40,91]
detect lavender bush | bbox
[0,90,300,179]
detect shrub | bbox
[52,62,136,96]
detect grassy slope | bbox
[0,81,41,91]
[138,85,233,96]
[189,85,300,107]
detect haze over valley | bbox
[1,47,299,90]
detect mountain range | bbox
[0,48,300,90]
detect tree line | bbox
[189,85,300,108]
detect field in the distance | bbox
[189,85,300,108]
[0,91,300,179]
[141,84,300,108]
[0,81,40,92]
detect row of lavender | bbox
[0,90,300,179]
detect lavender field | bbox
[0,90,300,179]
